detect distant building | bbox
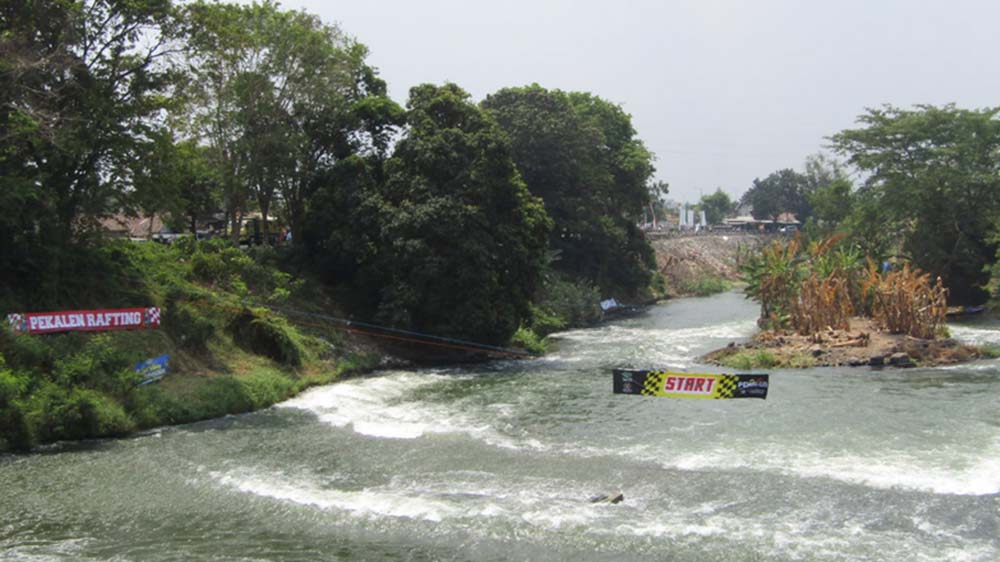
[723,212,800,233]
[100,214,170,240]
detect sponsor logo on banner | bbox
[135,354,169,385]
[5,308,161,335]
[738,378,768,390]
[737,376,769,397]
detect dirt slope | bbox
[650,233,771,297]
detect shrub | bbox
[649,272,668,300]
[510,326,547,354]
[740,237,804,325]
[24,384,135,443]
[531,274,601,333]
[52,334,139,398]
[752,349,779,368]
[721,349,779,370]
[682,275,731,297]
[190,250,229,284]
[862,260,948,339]
[164,301,216,351]
[228,308,303,366]
[0,356,32,450]
[722,351,754,371]
[790,275,852,334]
[786,353,817,369]
[526,303,566,336]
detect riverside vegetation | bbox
[0,1,662,451]
[0,239,383,451]
[705,235,986,369]
[5,1,1000,451]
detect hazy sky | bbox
[268,0,1000,202]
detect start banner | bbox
[613,369,769,400]
[6,308,161,335]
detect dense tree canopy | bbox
[742,169,811,222]
[831,104,1000,304]
[1,0,175,304]
[699,189,735,225]
[482,85,656,297]
[363,84,552,345]
[1,1,666,347]
[174,0,402,242]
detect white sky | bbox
[268,0,1000,202]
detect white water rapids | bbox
[2,291,999,561]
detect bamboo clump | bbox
[790,275,853,334]
[862,261,948,339]
[742,235,949,340]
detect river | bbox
[2,292,999,561]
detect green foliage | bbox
[529,273,602,335]
[740,237,806,323]
[52,335,140,399]
[510,327,547,354]
[699,189,735,225]
[786,353,817,369]
[979,344,1000,359]
[832,104,1000,305]
[175,0,403,241]
[482,84,656,297]
[164,301,216,351]
[0,354,32,449]
[681,276,732,297]
[721,349,778,370]
[0,0,175,302]
[807,177,854,228]
[742,235,949,338]
[339,83,553,347]
[24,385,136,443]
[228,308,304,367]
[742,169,811,222]
[648,272,669,301]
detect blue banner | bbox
[135,354,169,385]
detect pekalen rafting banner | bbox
[613,369,769,400]
[6,308,161,335]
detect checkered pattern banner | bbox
[7,313,27,333]
[613,369,769,399]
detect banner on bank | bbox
[613,369,769,400]
[135,354,169,385]
[6,308,161,335]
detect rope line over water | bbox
[264,305,533,359]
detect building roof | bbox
[100,214,168,238]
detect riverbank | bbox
[703,316,991,369]
[0,240,389,453]
[5,290,999,562]
[649,233,771,297]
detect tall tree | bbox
[174,0,401,243]
[832,104,1000,304]
[482,85,657,297]
[367,83,551,345]
[699,188,734,225]
[742,168,811,222]
[1,0,175,302]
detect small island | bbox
[703,236,991,369]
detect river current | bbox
[2,292,999,561]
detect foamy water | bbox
[3,292,998,562]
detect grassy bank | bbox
[0,240,381,453]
